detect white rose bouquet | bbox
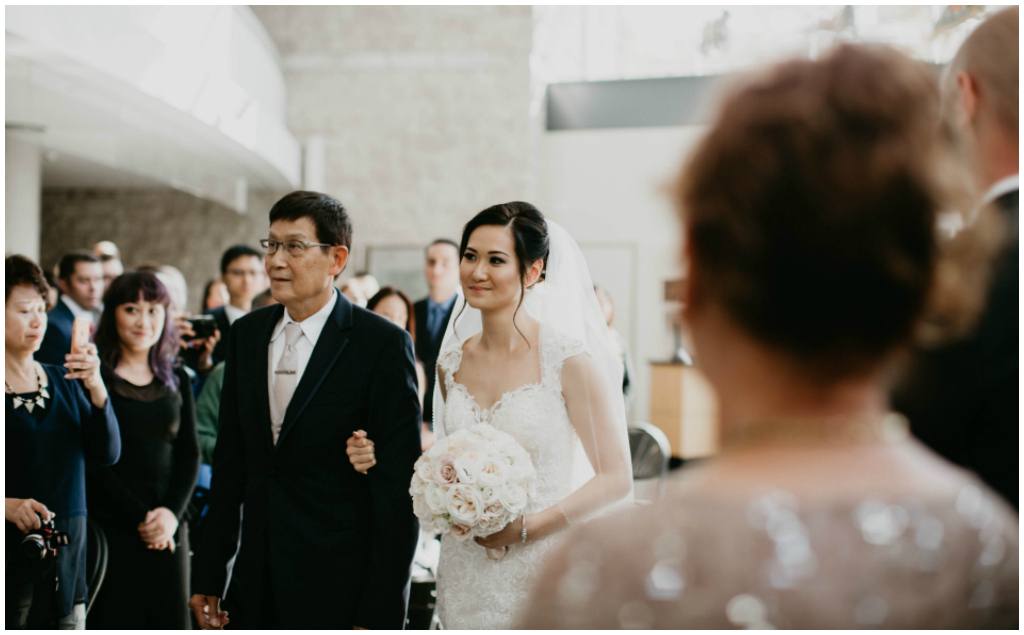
[410,423,536,560]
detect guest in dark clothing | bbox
[5,255,121,630]
[201,279,228,315]
[413,239,459,445]
[892,8,1019,510]
[207,244,266,363]
[86,272,201,629]
[36,252,104,366]
[368,287,429,448]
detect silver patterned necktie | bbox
[272,322,303,445]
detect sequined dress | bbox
[519,440,1019,629]
[434,326,583,629]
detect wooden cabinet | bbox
[648,363,719,459]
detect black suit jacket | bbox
[191,293,422,629]
[413,297,455,424]
[37,301,76,366]
[894,190,1019,509]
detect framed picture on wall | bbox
[366,245,428,301]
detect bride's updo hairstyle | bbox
[677,44,986,380]
[457,202,549,341]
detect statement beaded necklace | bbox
[5,366,49,413]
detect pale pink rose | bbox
[433,455,458,486]
[446,483,484,525]
[413,455,434,483]
[449,523,472,542]
[412,492,431,520]
[453,456,481,485]
[477,458,505,487]
[423,483,448,515]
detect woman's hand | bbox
[138,507,178,546]
[474,515,528,550]
[346,430,376,474]
[421,424,435,452]
[64,344,108,408]
[5,498,53,534]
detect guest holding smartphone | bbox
[85,272,200,629]
[5,255,120,629]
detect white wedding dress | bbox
[434,325,584,630]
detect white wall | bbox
[536,125,706,423]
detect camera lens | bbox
[20,535,46,560]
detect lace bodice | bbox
[434,325,585,629]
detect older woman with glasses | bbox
[5,255,120,629]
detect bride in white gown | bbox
[346,202,633,629]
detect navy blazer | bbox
[37,301,76,366]
[192,292,421,629]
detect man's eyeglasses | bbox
[260,239,334,256]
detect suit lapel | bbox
[274,294,353,450]
[258,305,284,452]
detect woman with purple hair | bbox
[85,272,200,629]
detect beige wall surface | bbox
[252,5,535,272]
[40,188,283,314]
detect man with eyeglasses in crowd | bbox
[207,245,267,362]
[190,191,420,630]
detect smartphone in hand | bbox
[70,318,91,354]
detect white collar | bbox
[981,174,1019,207]
[61,295,97,321]
[223,303,247,325]
[271,289,338,346]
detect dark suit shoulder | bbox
[47,301,75,324]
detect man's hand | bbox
[346,430,376,473]
[138,507,178,546]
[189,594,229,630]
[5,498,53,534]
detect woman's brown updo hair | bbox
[678,44,982,379]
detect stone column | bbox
[6,126,43,263]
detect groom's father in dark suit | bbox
[413,239,459,448]
[894,7,1018,509]
[190,191,422,629]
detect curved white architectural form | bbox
[6,6,300,212]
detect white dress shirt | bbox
[223,303,246,325]
[61,295,100,323]
[268,289,338,426]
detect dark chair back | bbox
[628,423,671,503]
[85,517,108,616]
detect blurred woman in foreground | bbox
[520,44,1017,629]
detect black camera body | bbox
[184,315,217,341]
[21,515,70,560]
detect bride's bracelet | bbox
[521,514,527,543]
[557,502,573,528]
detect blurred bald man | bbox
[896,7,1018,509]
